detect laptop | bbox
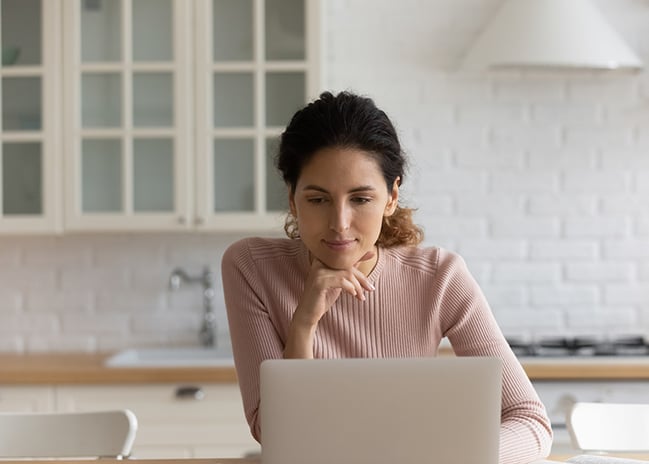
[260,356,502,464]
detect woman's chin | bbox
[317,253,358,271]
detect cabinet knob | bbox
[175,386,205,400]
[178,216,187,225]
[195,217,205,225]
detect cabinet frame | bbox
[61,0,321,233]
[62,0,193,232]
[0,0,62,234]
[193,0,322,232]
[0,0,321,234]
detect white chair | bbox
[567,402,649,453]
[0,409,138,459]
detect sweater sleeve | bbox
[221,239,283,442]
[433,250,553,464]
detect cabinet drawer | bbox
[533,380,649,456]
[533,380,649,426]
[55,383,259,457]
[0,386,55,412]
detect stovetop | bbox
[506,335,649,357]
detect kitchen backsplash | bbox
[1,0,648,351]
[0,233,250,352]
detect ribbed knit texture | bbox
[222,237,553,464]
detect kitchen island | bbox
[2,352,649,460]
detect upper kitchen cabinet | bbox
[0,0,61,234]
[193,0,319,231]
[63,0,192,231]
[63,0,320,232]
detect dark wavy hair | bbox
[275,91,423,247]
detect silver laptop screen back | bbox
[260,357,502,464]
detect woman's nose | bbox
[329,203,351,232]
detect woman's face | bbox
[289,147,399,273]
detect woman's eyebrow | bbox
[302,185,376,193]
[349,185,376,193]
[302,185,328,193]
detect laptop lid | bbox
[260,356,502,464]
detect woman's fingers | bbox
[353,251,376,293]
[340,277,363,300]
[342,268,373,301]
[351,269,374,295]
[310,254,376,301]
[355,251,375,286]
[316,268,367,301]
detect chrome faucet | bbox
[169,266,217,348]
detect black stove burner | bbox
[506,335,649,357]
[505,338,537,357]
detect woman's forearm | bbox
[284,317,317,358]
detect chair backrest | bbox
[567,402,649,453]
[0,409,138,459]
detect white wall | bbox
[1,0,648,352]
[323,0,649,339]
[0,233,243,352]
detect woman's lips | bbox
[323,239,356,251]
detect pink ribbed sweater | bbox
[222,237,553,464]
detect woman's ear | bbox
[385,177,400,216]
[288,188,297,216]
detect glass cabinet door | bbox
[1,0,318,234]
[194,0,319,231]
[0,0,60,233]
[63,0,191,230]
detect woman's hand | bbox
[296,250,375,325]
[284,251,375,358]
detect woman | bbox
[222,91,553,464]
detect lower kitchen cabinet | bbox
[55,383,259,459]
[533,379,649,457]
[0,386,56,412]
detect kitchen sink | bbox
[105,346,235,368]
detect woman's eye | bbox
[352,197,371,204]
[307,197,326,204]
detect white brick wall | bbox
[0,0,647,351]
[0,234,242,352]
[323,0,649,339]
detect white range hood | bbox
[462,0,644,71]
